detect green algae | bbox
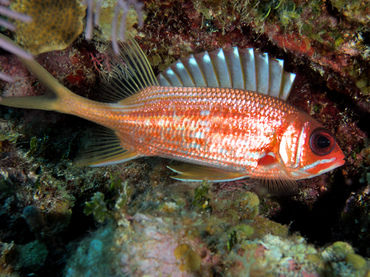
[192,181,212,212]
[321,241,369,277]
[345,253,367,272]
[238,191,260,220]
[331,241,355,260]
[174,243,202,272]
[235,224,255,238]
[84,192,110,223]
[26,135,50,158]
[227,230,238,251]
[330,0,370,24]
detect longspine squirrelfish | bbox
[0,34,345,193]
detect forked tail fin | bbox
[0,34,77,114]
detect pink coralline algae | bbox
[65,214,218,276]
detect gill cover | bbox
[278,114,306,172]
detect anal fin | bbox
[81,150,141,167]
[75,127,142,167]
[168,164,249,182]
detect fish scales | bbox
[59,85,295,175]
[63,86,299,177]
[0,33,345,186]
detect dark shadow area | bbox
[271,171,368,256]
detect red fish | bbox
[0,34,345,191]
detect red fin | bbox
[258,152,278,166]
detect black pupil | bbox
[316,135,330,148]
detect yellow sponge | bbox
[11,0,85,55]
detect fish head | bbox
[278,113,345,180]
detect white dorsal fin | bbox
[240,48,257,92]
[269,59,284,98]
[181,55,207,87]
[194,51,219,87]
[256,52,269,95]
[223,47,244,89]
[157,47,296,101]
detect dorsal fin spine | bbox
[157,47,296,101]
[101,34,158,102]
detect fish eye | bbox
[309,128,335,156]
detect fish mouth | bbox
[313,156,345,177]
[336,158,345,167]
[297,154,345,179]
[334,152,346,167]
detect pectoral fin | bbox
[257,152,279,166]
[167,164,249,182]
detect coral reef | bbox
[65,181,369,276]
[0,0,370,276]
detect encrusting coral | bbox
[64,180,370,276]
[10,0,85,55]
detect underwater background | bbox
[0,0,369,276]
